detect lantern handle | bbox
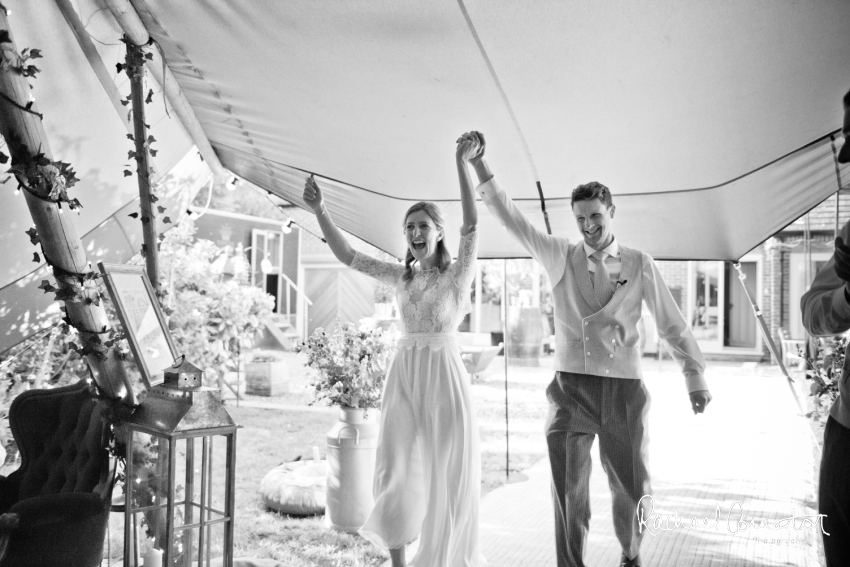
[337,425,361,445]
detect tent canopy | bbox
[1,0,849,352]
[134,0,850,260]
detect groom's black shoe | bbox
[619,553,641,567]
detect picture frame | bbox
[97,262,178,390]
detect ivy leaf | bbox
[22,65,40,78]
[158,233,166,241]
[149,148,158,157]
[55,288,80,302]
[33,152,49,167]
[29,49,42,60]
[163,306,174,316]
[120,98,130,107]
[127,150,137,160]
[25,226,39,245]
[140,244,147,258]
[25,101,33,110]
[162,216,172,224]
[32,252,40,263]
[145,89,153,104]
[68,198,82,210]
[38,280,56,293]
[123,169,132,177]
[144,52,153,61]
[126,134,134,141]
[116,63,124,73]
[0,151,8,164]
[149,194,159,203]
[0,30,10,44]
[157,206,166,214]
[128,212,139,219]
[147,135,157,144]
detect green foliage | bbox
[804,335,844,426]
[157,217,275,386]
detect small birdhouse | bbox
[163,355,203,389]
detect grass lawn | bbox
[105,353,552,565]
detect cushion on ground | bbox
[259,460,327,516]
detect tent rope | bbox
[830,134,845,240]
[733,262,821,454]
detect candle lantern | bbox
[124,356,237,567]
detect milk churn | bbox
[325,406,380,532]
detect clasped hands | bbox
[456,131,486,163]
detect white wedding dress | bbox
[352,229,484,567]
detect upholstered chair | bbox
[0,380,113,567]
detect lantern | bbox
[124,357,237,567]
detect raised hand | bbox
[470,131,485,161]
[456,131,484,163]
[835,236,850,282]
[303,175,325,214]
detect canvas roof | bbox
[1,0,849,353]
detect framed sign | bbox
[98,262,178,389]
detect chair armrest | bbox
[9,492,108,530]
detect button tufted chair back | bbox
[0,380,113,567]
[12,381,109,499]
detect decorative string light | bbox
[284,218,325,243]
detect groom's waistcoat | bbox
[551,244,646,380]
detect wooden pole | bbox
[0,10,131,401]
[125,39,160,293]
[104,0,228,180]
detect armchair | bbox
[0,380,113,567]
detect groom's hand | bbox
[690,390,712,414]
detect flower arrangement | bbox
[804,334,845,427]
[296,322,398,410]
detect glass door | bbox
[692,261,720,347]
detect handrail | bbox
[280,272,313,305]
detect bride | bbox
[302,132,486,567]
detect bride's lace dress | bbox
[352,229,484,567]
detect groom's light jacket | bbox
[477,178,707,393]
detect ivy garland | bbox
[117,35,171,260]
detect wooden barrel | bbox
[506,306,543,366]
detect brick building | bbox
[652,188,850,360]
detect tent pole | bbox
[0,10,131,402]
[503,259,510,479]
[104,0,228,181]
[733,263,820,452]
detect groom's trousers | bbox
[546,371,652,567]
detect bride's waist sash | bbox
[397,332,458,350]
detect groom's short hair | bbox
[571,181,613,208]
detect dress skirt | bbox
[359,333,484,567]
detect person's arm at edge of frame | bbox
[801,222,850,337]
[642,256,712,414]
[302,175,356,266]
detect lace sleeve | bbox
[350,251,404,288]
[452,228,478,290]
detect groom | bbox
[461,132,711,567]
